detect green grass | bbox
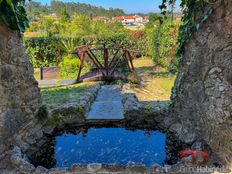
[155,75,176,94]
[40,82,98,105]
[132,57,176,101]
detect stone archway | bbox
[170,0,232,164]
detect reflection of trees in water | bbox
[27,126,184,168]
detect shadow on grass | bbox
[135,66,157,73]
[150,72,174,78]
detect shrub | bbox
[145,19,180,73]
[24,37,81,68]
[59,55,83,79]
[24,37,61,67]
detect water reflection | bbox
[54,128,166,168]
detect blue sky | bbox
[35,0,181,14]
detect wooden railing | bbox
[72,45,140,82]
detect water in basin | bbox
[54,128,166,168]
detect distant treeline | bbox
[25,0,125,20]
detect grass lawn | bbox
[132,57,176,101]
[38,57,175,106]
[40,82,98,106]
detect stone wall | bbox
[171,0,232,164]
[0,23,42,161]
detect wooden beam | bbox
[77,48,86,81]
[86,51,106,76]
[109,49,119,68]
[88,49,105,69]
[127,50,135,71]
[109,52,126,76]
[104,48,109,76]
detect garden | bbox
[1,0,231,173]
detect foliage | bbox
[40,15,58,37]
[60,7,70,22]
[59,55,88,79]
[145,19,180,72]
[25,1,49,21]
[56,37,80,53]
[0,0,29,32]
[160,0,214,67]
[146,13,161,28]
[50,0,125,18]
[24,0,125,21]
[24,37,63,67]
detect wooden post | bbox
[123,51,132,72]
[40,66,43,80]
[127,51,135,71]
[109,49,119,68]
[104,46,109,76]
[77,47,86,81]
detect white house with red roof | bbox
[113,15,143,23]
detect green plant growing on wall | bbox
[36,105,48,121]
[144,104,154,115]
[0,0,29,32]
[75,104,85,114]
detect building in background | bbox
[112,15,144,24]
[143,16,149,23]
[92,16,111,23]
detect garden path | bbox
[86,85,124,120]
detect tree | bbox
[60,7,70,22]
[71,14,92,37]
[148,13,160,23]
[40,15,57,36]
[145,13,161,28]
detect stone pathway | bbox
[38,79,76,87]
[87,85,124,120]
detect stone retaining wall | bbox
[0,23,42,171]
[171,0,232,164]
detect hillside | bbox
[25,0,125,20]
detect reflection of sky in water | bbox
[55,128,166,168]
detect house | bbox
[134,15,143,23]
[143,16,149,23]
[92,16,111,23]
[113,15,143,24]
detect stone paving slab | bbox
[59,79,76,86]
[38,80,57,87]
[96,85,122,101]
[87,85,124,120]
[87,101,124,120]
[38,79,76,87]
